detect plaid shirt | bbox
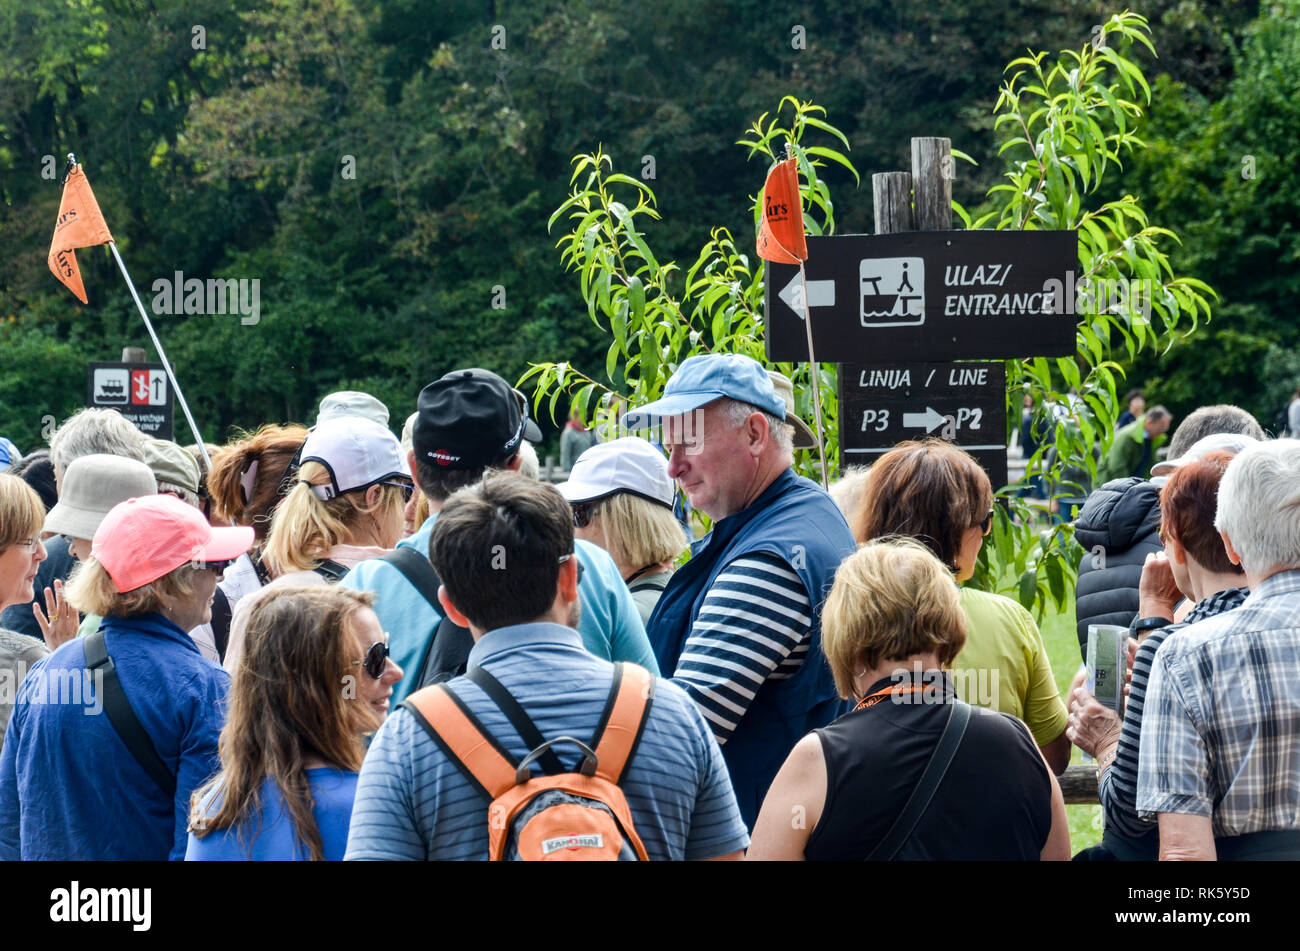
[1137,569,1300,835]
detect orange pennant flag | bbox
[48,164,114,304]
[755,156,807,265]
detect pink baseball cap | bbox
[91,495,255,593]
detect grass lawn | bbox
[1039,605,1104,853]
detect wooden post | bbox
[911,137,953,231]
[871,171,913,236]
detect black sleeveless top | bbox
[804,671,1052,861]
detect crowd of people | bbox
[0,353,1296,862]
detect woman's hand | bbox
[1138,551,1182,622]
[1066,680,1122,760]
[33,579,78,650]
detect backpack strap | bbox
[377,547,441,610]
[402,684,518,800]
[374,548,475,688]
[590,663,655,786]
[84,628,177,798]
[865,700,972,861]
[313,558,350,583]
[465,667,565,776]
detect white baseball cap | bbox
[557,437,675,509]
[1150,432,1260,479]
[298,417,407,501]
[316,390,391,428]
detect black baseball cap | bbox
[413,368,543,470]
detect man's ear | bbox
[504,453,523,472]
[559,556,581,602]
[1219,530,1243,567]
[437,585,472,627]
[746,412,769,454]
[1166,534,1188,566]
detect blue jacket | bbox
[0,613,228,860]
[647,468,857,826]
[342,515,659,704]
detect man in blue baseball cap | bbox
[624,353,857,829]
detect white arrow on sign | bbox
[903,407,945,433]
[779,273,835,318]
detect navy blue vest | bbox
[647,468,857,828]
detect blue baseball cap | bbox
[623,354,786,429]
[0,437,18,472]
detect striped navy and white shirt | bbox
[671,554,812,744]
[1138,570,1300,836]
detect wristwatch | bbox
[1130,615,1172,636]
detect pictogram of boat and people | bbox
[859,257,925,326]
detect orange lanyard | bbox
[853,683,926,711]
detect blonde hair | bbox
[263,460,406,574]
[821,537,968,699]
[65,557,204,618]
[0,473,45,551]
[593,492,686,570]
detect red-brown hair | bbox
[1160,451,1242,576]
[850,439,993,572]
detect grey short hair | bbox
[718,398,794,455]
[1215,439,1300,577]
[49,408,147,474]
[516,440,540,480]
[1169,404,1265,458]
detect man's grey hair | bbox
[49,408,147,474]
[1169,404,1265,459]
[1215,439,1300,578]
[718,398,794,455]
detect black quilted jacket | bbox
[1073,477,1163,659]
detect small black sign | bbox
[87,362,175,441]
[838,361,1007,488]
[766,230,1077,362]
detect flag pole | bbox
[106,240,214,474]
[785,143,829,490]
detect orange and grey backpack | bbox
[402,662,655,861]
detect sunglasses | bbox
[571,500,601,529]
[979,509,995,535]
[352,636,391,680]
[558,552,585,584]
[378,480,415,503]
[196,559,234,574]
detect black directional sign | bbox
[88,361,175,440]
[838,361,1007,488]
[766,230,1077,362]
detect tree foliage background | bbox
[0,0,1285,454]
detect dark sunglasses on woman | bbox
[353,637,391,680]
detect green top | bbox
[953,586,1069,747]
[1098,414,1166,483]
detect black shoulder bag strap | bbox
[865,700,972,862]
[83,628,177,797]
[464,666,565,776]
[210,587,233,663]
